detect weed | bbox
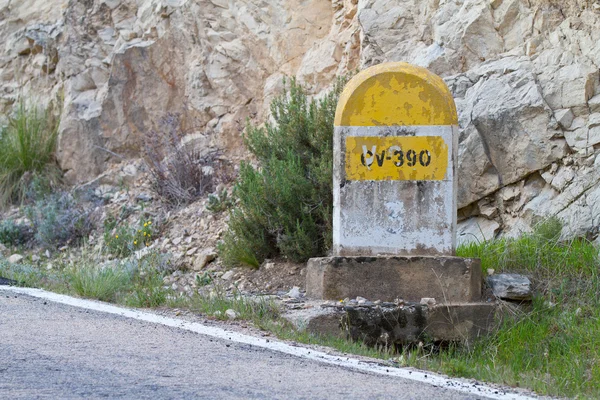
[183,287,280,323]
[219,76,348,267]
[195,271,213,286]
[123,272,168,308]
[103,217,154,258]
[206,189,234,213]
[26,192,95,249]
[68,265,131,302]
[144,113,225,207]
[0,100,61,207]
[0,219,33,247]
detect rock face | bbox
[2,0,600,242]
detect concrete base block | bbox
[287,301,497,345]
[306,256,482,303]
[282,304,346,339]
[425,302,497,341]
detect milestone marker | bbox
[305,63,494,343]
[333,62,458,256]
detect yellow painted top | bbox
[335,62,458,126]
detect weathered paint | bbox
[345,135,448,181]
[333,63,458,256]
[334,62,458,127]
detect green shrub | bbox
[0,100,60,207]
[219,77,347,267]
[0,219,33,247]
[103,216,154,258]
[26,192,95,248]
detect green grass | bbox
[0,247,171,307]
[68,265,131,302]
[410,218,600,398]
[0,100,60,207]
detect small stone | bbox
[225,309,238,320]
[193,248,217,271]
[31,255,40,262]
[136,192,153,202]
[134,247,152,260]
[487,268,495,276]
[221,270,235,280]
[171,283,179,291]
[213,311,222,317]
[263,262,275,270]
[420,298,436,306]
[186,247,198,256]
[7,254,23,264]
[94,184,117,199]
[356,296,368,304]
[286,286,302,299]
[172,237,182,245]
[488,273,532,301]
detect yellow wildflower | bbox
[115,235,119,239]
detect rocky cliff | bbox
[1,0,600,244]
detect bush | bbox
[144,113,224,207]
[219,77,347,267]
[0,219,33,247]
[26,192,95,248]
[0,100,60,207]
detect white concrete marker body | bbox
[2,286,541,400]
[333,62,459,256]
[333,125,458,255]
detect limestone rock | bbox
[221,270,235,281]
[225,309,238,320]
[4,0,600,244]
[7,254,24,264]
[487,273,532,301]
[286,286,302,299]
[193,248,217,271]
[457,217,500,246]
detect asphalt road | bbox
[0,289,498,400]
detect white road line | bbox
[2,286,541,400]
